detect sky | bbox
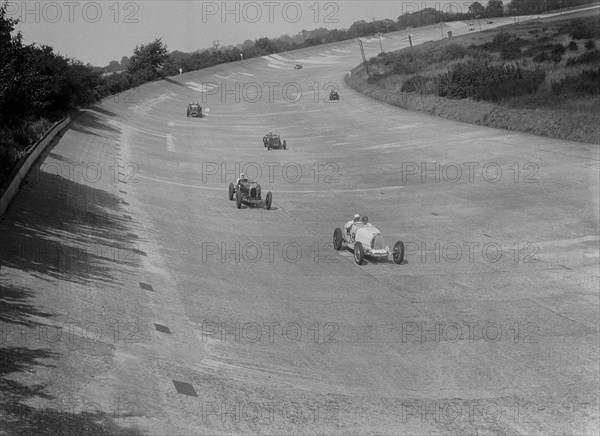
[7,1,481,66]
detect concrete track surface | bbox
[1,18,599,436]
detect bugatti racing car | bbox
[263,133,287,151]
[333,217,404,265]
[229,179,272,209]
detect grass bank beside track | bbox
[345,69,600,143]
[346,13,600,144]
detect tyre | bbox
[354,242,364,265]
[393,241,405,264]
[283,140,287,150]
[333,228,343,250]
[268,145,271,151]
[265,191,272,210]
[236,189,242,209]
[228,183,235,200]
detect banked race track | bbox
[1,17,599,436]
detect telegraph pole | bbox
[212,39,220,50]
[357,38,369,76]
[377,33,383,53]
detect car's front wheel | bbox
[236,189,242,209]
[283,140,287,150]
[333,228,343,250]
[228,183,235,200]
[265,192,272,209]
[393,241,405,264]
[354,242,364,265]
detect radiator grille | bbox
[372,234,384,249]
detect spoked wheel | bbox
[228,183,235,200]
[354,242,364,265]
[283,140,287,150]
[236,189,242,209]
[393,241,405,264]
[265,192,272,210]
[333,228,343,250]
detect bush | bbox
[561,18,595,40]
[585,39,596,50]
[438,61,546,102]
[566,49,600,66]
[533,52,550,62]
[492,31,512,45]
[551,68,600,95]
[568,41,578,51]
[551,44,566,62]
[400,76,420,92]
[501,45,522,60]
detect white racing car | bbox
[333,217,405,265]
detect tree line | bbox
[1,0,598,185]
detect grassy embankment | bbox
[346,13,600,144]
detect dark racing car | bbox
[229,177,272,209]
[187,103,203,117]
[263,132,287,151]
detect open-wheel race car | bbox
[333,217,404,265]
[263,132,287,151]
[294,64,303,69]
[229,179,272,209]
[187,102,203,117]
[329,90,339,100]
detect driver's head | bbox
[240,173,245,179]
[362,216,368,225]
[353,213,360,222]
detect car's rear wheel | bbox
[265,192,272,209]
[393,241,405,264]
[283,140,287,150]
[354,242,364,265]
[228,183,235,200]
[333,228,343,250]
[236,189,242,209]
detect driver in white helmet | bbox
[345,213,361,238]
[236,172,247,187]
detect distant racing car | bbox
[333,217,404,265]
[229,179,272,209]
[263,132,287,151]
[329,90,339,100]
[187,103,203,117]
[294,64,303,69]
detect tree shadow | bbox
[0,140,147,434]
[1,401,146,435]
[87,106,119,118]
[68,111,120,138]
[162,76,189,89]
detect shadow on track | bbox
[68,110,120,138]
[0,152,147,434]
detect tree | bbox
[485,0,504,17]
[107,60,121,72]
[469,2,486,17]
[1,1,25,122]
[120,56,130,68]
[507,0,544,15]
[127,38,169,80]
